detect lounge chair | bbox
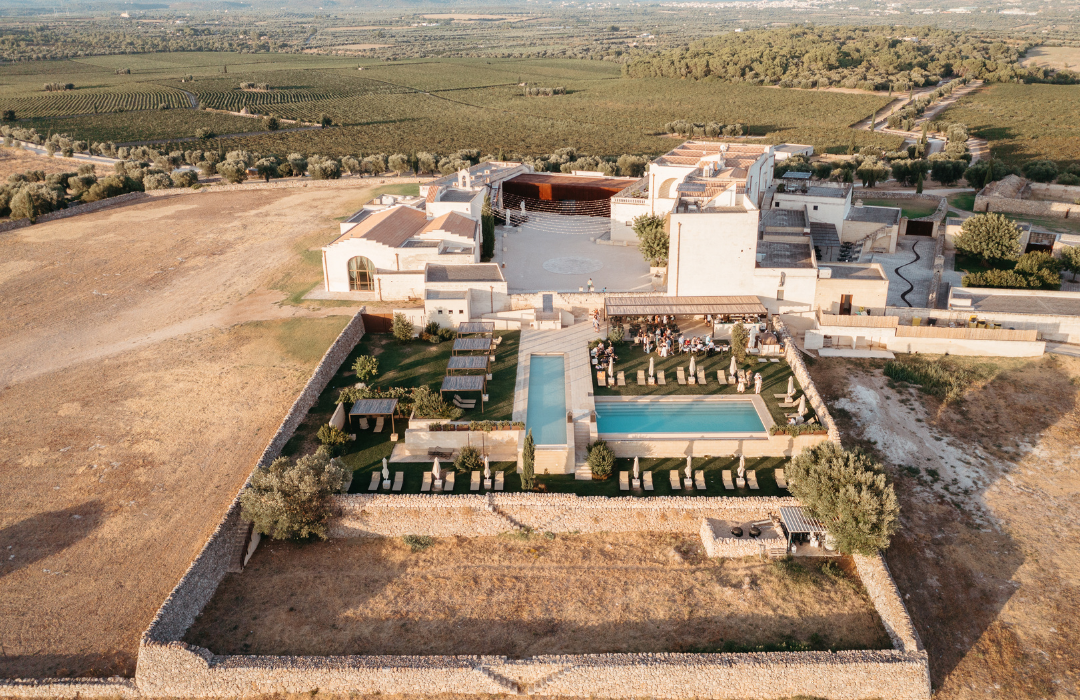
[774,392,796,399]
[421,472,432,492]
[697,369,707,385]
[780,398,800,408]
[471,471,481,491]
[619,471,629,491]
[722,470,734,490]
[807,416,817,425]
[677,367,687,385]
[747,470,759,490]
[597,371,606,386]
[718,370,726,384]
[669,470,682,490]
[758,358,768,363]
[775,468,788,489]
[444,472,455,492]
[770,358,780,363]
[359,417,370,430]
[494,471,505,491]
[392,471,403,491]
[368,472,380,492]
[694,470,706,490]
[617,371,626,386]
[454,394,477,409]
[658,370,667,385]
[643,472,654,491]
[374,416,385,433]
[637,370,646,386]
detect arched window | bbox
[347,256,376,291]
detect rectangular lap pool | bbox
[525,354,567,445]
[595,397,767,438]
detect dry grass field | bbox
[809,354,1080,700]
[1021,46,1080,71]
[185,532,891,657]
[0,185,382,679]
[0,147,112,182]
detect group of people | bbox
[636,327,724,358]
[590,340,619,363]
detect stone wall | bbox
[974,176,1078,218]
[136,311,367,656]
[853,553,923,654]
[0,191,148,234]
[890,305,1080,344]
[329,492,800,538]
[699,517,770,558]
[773,315,842,445]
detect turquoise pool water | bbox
[525,355,567,445]
[595,400,765,435]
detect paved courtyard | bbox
[496,215,658,293]
[868,236,935,308]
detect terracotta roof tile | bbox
[421,212,477,239]
[347,206,428,248]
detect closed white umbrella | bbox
[685,455,692,479]
[432,457,441,480]
[787,376,795,397]
[754,373,763,395]
[484,456,491,480]
[738,453,746,477]
[608,355,614,379]
[689,354,696,377]
[633,456,640,480]
[797,395,807,416]
[729,356,737,377]
[648,356,655,379]
[382,458,389,480]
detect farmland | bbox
[936,82,1080,167]
[2,53,900,158]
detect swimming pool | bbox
[525,354,567,445]
[594,398,767,438]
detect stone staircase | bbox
[573,421,593,480]
[856,224,893,262]
[475,665,522,694]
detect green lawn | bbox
[593,344,811,426]
[859,198,938,220]
[954,252,1014,275]
[947,192,976,212]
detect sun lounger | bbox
[444,471,455,492]
[421,472,432,492]
[694,470,706,490]
[619,471,629,491]
[637,370,646,386]
[758,358,768,363]
[658,370,666,385]
[597,371,606,386]
[374,417,385,432]
[775,468,788,489]
[669,470,682,490]
[368,472,380,492]
[780,400,799,408]
[359,417,370,430]
[723,470,734,490]
[747,470,759,490]
[774,392,797,399]
[471,471,481,491]
[677,367,687,385]
[807,417,817,425]
[392,471,403,491]
[494,471,505,491]
[643,472,654,491]
[697,369,707,385]
[770,358,780,363]
[617,371,626,386]
[718,370,726,384]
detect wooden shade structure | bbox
[349,398,399,433]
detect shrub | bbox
[883,356,993,403]
[608,323,624,343]
[351,355,379,381]
[410,385,462,420]
[586,439,614,480]
[239,450,348,541]
[216,159,248,184]
[1057,173,1080,186]
[730,322,749,364]
[438,327,456,342]
[143,172,172,190]
[263,115,280,131]
[424,320,441,336]
[316,424,349,455]
[308,155,341,179]
[254,158,279,182]
[171,170,198,188]
[403,534,435,552]
[454,445,483,473]
[1023,159,1059,183]
[522,429,535,490]
[194,127,215,139]
[392,312,414,342]
[954,213,1021,264]
[787,442,899,555]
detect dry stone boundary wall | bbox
[774,315,842,444]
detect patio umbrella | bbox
[432,457,441,480]
[633,456,640,481]
[685,455,692,479]
[729,356,737,377]
[754,373,763,395]
[608,355,614,379]
[484,457,491,480]
[787,376,795,397]
[738,453,746,477]
[648,356,655,379]
[689,354,696,377]
[797,395,807,416]
[382,458,389,481]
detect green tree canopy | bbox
[522,430,536,491]
[1023,159,1059,183]
[787,442,899,555]
[633,214,668,266]
[239,448,348,541]
[954,213,1021,263]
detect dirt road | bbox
[0,187,376,678]
[810,356,1080,700]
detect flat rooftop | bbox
[950,288,1080,317]
[425,289,468,300]
[846,205,901,226]
[426,263,505,284]
[819,263,887,280]
[762,208,807,229]
[437,188,482,203]
[757,241,814,269]
[810,223,841,248]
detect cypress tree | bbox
[522,430,535,491]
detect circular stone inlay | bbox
[542,256,605,275]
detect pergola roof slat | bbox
[348,398,399,416]
[605,295,768,317]
[780,506,827,534]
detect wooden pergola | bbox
[446,354,491,375]
[441,374,487,412]
[452,337,493,355]
[348,398,399,433]
[457,321,495,338]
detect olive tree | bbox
[954,213,1021,264]
[1061,245,1080,282]
[787,442,899,555]
[239,447,348,541]
[632,214,668,266]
